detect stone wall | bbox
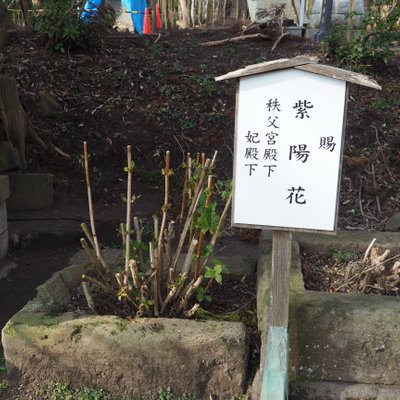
[0,175,10,258]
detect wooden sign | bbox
[232,68,347,232]
[216,56,381,400]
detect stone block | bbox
[0,176,9,258]
[0,175,10,202]
[0,202,7,234]
[0,260,17,280]
[290,381,400,400]
[288,291,400,385]
[3,315,248,399]
[2,253,249,399]
[385,212,400,232]
[6,173,53,211]
[0,230,8,259]
[0,142,20,173]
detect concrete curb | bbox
[6,173,53,211]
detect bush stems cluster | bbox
[80,142,232,318]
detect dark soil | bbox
[301,247,400,295]
[2,25,399,231]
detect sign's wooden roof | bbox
[215,56,381,90]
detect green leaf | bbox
[195,205,219,234]
[204,266,214,279]
[196,286,212,302]
[196,286,206,302]
[214,263,223,274]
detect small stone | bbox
[385,213,400,232]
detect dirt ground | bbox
[1,26,399,229]
[0,23,399,399]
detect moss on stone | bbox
[3,322,16,337]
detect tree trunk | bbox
[178,0,190,28]
[20,0,32,28]
[0,0,11,26]
[161,0,169,28]
[0,76,47,170]
[0,0,12,49]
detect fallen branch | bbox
[202,33,270,47]
[271,31,289,51]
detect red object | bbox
[143,7,152,34]
[155,4,162,29]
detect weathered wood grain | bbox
[215,56,318,81]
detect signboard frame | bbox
[231,71,350,234]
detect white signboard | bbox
[232,68,347,232]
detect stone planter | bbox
[1,249,253,399]
[257,231,400,400]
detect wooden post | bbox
[261,230,292,400]
[269,231,292,327]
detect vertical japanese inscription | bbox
[235,70,347,231]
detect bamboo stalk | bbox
[149,241,159,316]
[170,174,206,275]
[116,272,138,307]
[115,272,124,289]
[129,259,141,289]
[156,151,171,304]
[178,153,190,236]
[160,285,178,314]
[362,238,377,265]
[181,238,199,279]
[188,155,192,201]
[153,214,159,241]
[210,150,217,168]
[124,145,133,286]
[187,156,194,246]
[80,238,99,267]
[177,276,203,313]
[204,276,214,293]
[134,216,144,265]
[81,223,95,249]
[171,187,203,272]
[82,282,97,314]
[82,274,114,293]
[184,303,200,317]
[120,223,126,245]
[166,221,175,283]
[169,238,199,308]
[83,142,109,273]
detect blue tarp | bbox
[122,0,147,34]
[81,0,103,23]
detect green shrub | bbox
[33,0,115,53]
[322,0,400,71]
